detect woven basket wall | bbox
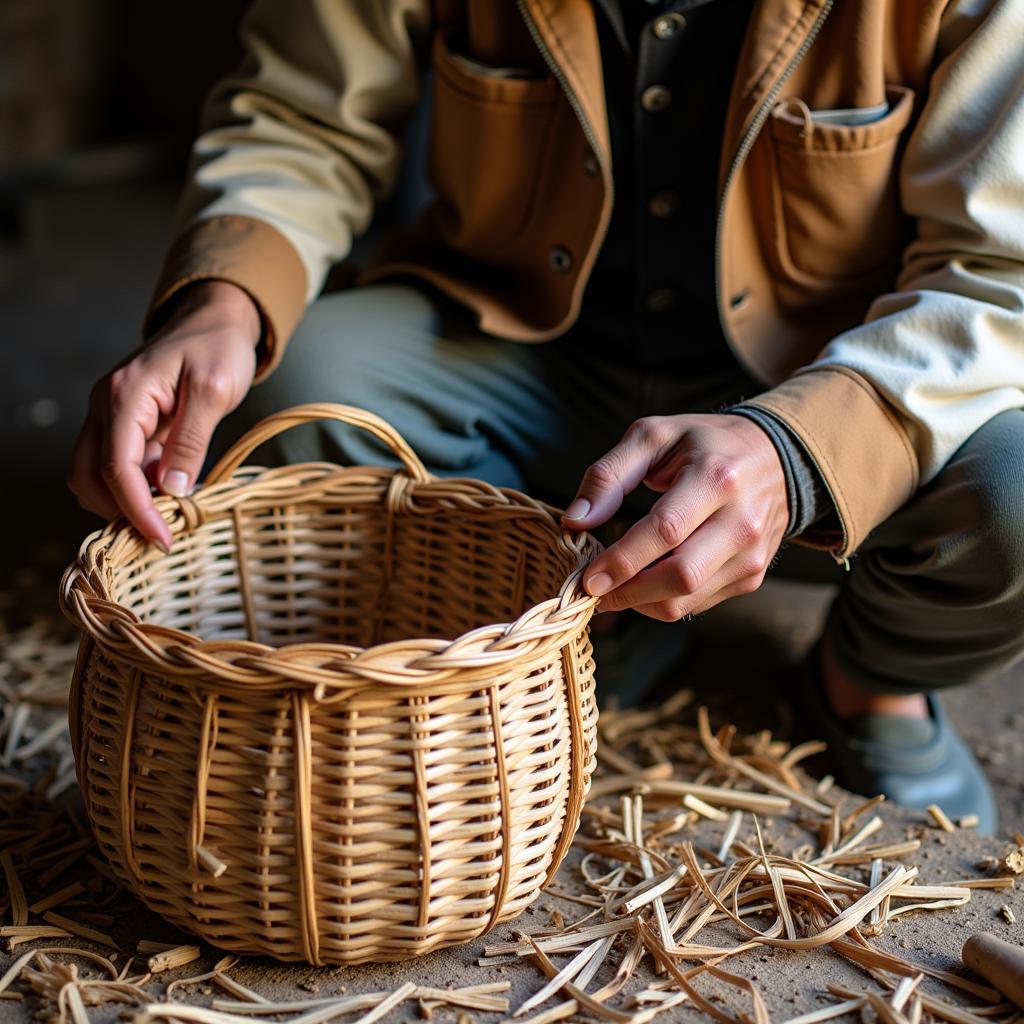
[60,404,600,964]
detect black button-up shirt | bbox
[577,0,755,370]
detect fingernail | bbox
[564,497,591,521]
[162,470,191,497]
[586,572,613,597]
[146,511,172,554]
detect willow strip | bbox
[0,851,27,925]
[147,945,201,973]
[515,939,607,1016]
[928,804,956,833]
[526,937,633,1023]
[27,881,86,915]
[165,957,239,998]
[697,709,830,816]
[41,912,116,949]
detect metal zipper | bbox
[515,1,615,232]
[713,0,834,325]
[711,0,848,562]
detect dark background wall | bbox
[0,0,248,577]
[0,0,428,580]
[2,0,247,169]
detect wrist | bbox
[159,280,262,347]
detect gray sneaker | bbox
[798,655,997,835]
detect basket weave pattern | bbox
[61,404,600,964]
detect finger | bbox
[632,578,754,622]
[142,439,165,488]
[562,419,672,531]
[596,511,738,612]
[629,552,769,621]
[583,469,726,597]
[158,372,232,497]
[102,404,173,552]
[68,416,121,520]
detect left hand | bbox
[562,414,789,620]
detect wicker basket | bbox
[60,403,601,965]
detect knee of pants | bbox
[941,409,1024,602]
[254,286,434,412]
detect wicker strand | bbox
[545,643,588,886]
[230,507,260,645]
[204,404,432,486]
[189,695,218,874]
[67,635,91,779]
[410,693,432,931]
[292,691,320,965]
[372,474,406,647]
[258,702,291,936]
[174,495,208,532]
[117,667,145,887]
[485,686,513,932]
[511,547,528,623]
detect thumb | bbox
[158,376,228,497]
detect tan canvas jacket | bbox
[149,0,1024,558]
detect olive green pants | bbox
[215,284,1024,695]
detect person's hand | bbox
[562,414,789,620]
[68,281,261,551]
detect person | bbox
[67,1,1024,833]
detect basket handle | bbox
[205,403,432,485]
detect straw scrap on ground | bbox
[472,697,1020,1024]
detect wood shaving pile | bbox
[0,609,79,801]
[0,605,1019,1024]
[474,699,1020,1024]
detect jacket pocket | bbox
[766,85,915,281]
[428,31,560,257]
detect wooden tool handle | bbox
[963,932,1024,1009]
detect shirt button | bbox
[549,245,573,273]
[582,151,599,178]
[645,287,677,313]
[652,13,686,39]
[648,190,680,218]
[640,85,672,113]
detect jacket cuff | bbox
[743,367,919,557]
[729,405,835,540]
[144,215,309,381]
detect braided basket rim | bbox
[60,460,601,691]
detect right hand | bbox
[68,280,262,551]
